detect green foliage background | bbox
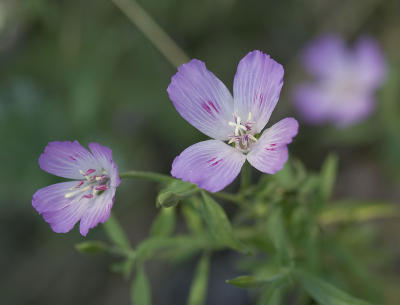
[0,0,399,304]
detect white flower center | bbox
[65,168,110,200]
[228,112,258,153]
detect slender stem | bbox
[110,0,190,68]
[119,170,174,183]
[240,162,251,195]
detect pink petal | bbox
[355,36,386,88]
[233,50,284,133]
[41,197,90,234]
[32,181,78,214]
[301,34,348,78]
[167,59,234,140]
[39,141,98,179]
[88,143,120,188]
[79,189,115,236]
[247,118,298,174]
[171,140,246,192]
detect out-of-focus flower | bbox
[32,141,120,236]
[167,50,298,192]
[293,34,386,127]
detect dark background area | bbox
[1,0,400,304]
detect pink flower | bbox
[32,141,120,236]
[167,50,299,192]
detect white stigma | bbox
[228,112,257,152]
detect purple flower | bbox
[293,34,386,127]
[32,141,120,236]
[167,50,299,192]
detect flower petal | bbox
[167,59,234,140]
[41,197,90,234]
[301,34,347,78]
[171,140,246,192]
[88,143,120,188]
[79,189,115,236]
[247,118,298,174]
[39,141,99,179]
[293,84,333,125]
[233,50,284,133]
[355,36,386,88]
[32,181,78,214]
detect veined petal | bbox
[41,196,91,234]
[301,34,347,78]
[171,140,246,192]
[79,189,115,236]
[32,181,78,214]
[39,141,99,180]
[355,36,386,88]
[167,59,234,140]
[233,50,284,133]
[247,118,298,174]
[88,143,120,188]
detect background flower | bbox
[293,34,386,127]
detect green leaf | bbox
[267,207,292,266]
[201,192,248,253]
[226,270,289,288]
[131,266,151,305]
[182,198,204,235]
[157,180,198,208]
[299,271,374,305]
[103,214,132,252]
[258,277,288,305]
[187,254,210,305]
[75,241,109,254]
[320,154,338,201]
[150,207,176,237]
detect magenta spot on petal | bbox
[75,180,84,188]
[201,102,213,115]
[208,100,219,113]
[85,169,96,175]
[206,157,217,163]
[83,194,93,199]
[95,185,108,191]
[265,148,276,151]
[270,143,277,146]
[211,159,223,166]
[70,156,76,161]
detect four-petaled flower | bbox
[293,34,386,127]
[32,141,120,236]
[167,50,299,192]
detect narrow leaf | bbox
[103,214,132,251]
[320,154,338,201]
[201,192,248,253]
[75,241,109,254]
[131,266,151,305]
[267,207,292,266]
[187,254,210,305]
[299,271,374,305]
[226,270,289,288]
[182,199,204,235]
[150,207,176,237]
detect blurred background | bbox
[1,0,399,304]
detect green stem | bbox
[110,0,190,68]
[119,170,174,183]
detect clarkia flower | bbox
[293,34,386,127]
[32,141,120,236]
[167,50,299,192]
